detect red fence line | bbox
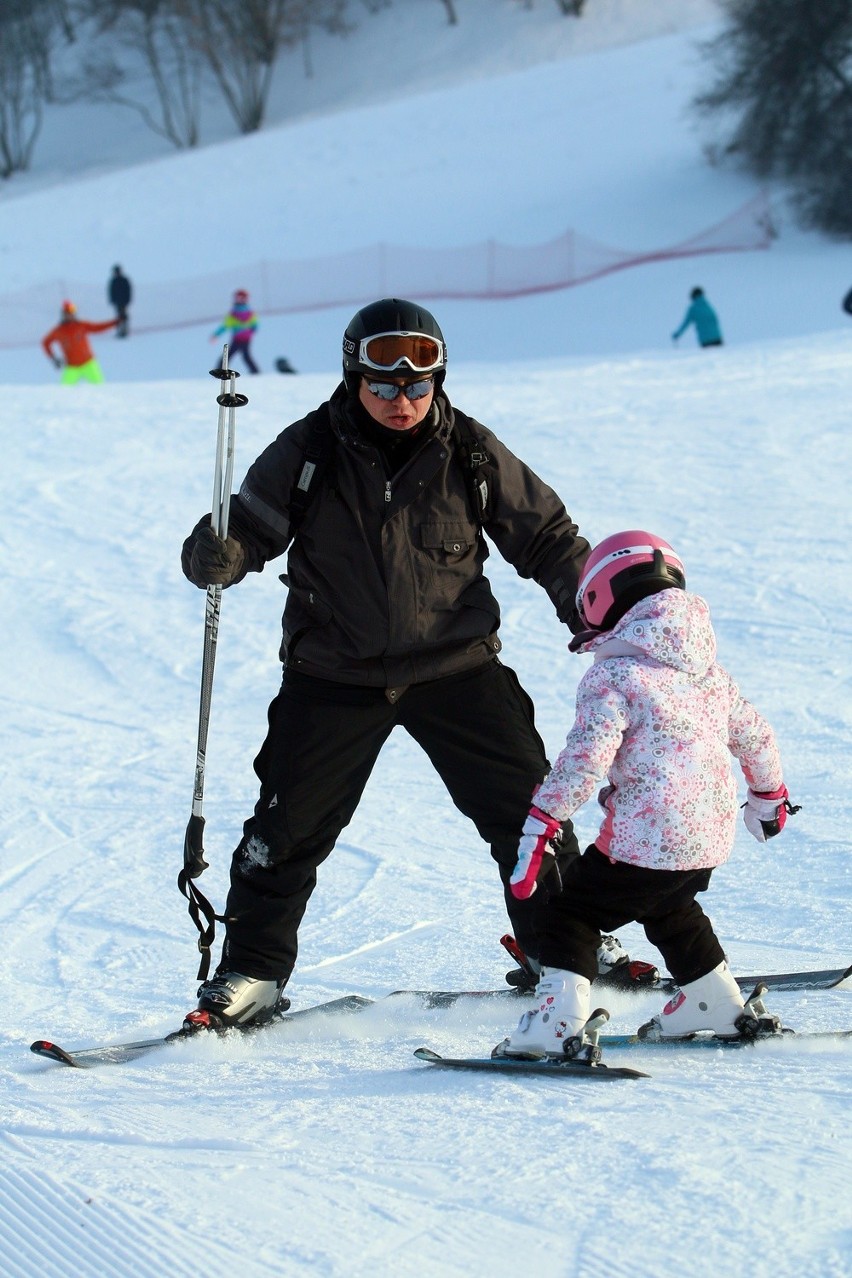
[0,193,773,351]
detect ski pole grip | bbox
[500,933,536,976]
[183,812,210,879]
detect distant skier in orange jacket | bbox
[42,301,118,383]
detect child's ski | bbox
[413,1046,649,1080]
[597,1027,852,1049]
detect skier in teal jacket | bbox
[672,287,723,348]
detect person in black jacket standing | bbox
[108,265,132,337]
[180,298,630,1029]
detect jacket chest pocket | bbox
[421,522,478,559]
[420,521,480,605]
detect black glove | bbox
[182,522,245,588]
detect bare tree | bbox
[78,0,204,149]
[0,6,56,178]
[696,0,852,237]
[47,0,78,47]
[509,0,586,12]
[178,0,349,135]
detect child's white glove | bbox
[742,786,800,842]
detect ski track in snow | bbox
[0,1162,264,1278]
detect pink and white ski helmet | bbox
[576,530,686,631]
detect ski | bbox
[403,960,852,1003]
[29,964,850,1069]
[392,962,851,1005]
[29,994,374,1069]
[413,1027,850,1078]
[727,963,851,993]
[30,1034,186,1068]
[598,1026,852,1049]
[413,1046,649,1080]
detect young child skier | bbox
[499,530,799,1057]
[211,289,260,373]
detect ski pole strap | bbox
[176,870,230,981]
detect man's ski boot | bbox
[637,961,779,1041]
[595,933,661,988]
[183,970,290,1033]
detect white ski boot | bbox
[638,960,746,1040]
[499,968,591,1057]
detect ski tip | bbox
[30,1040,81,1067]
[30,1038,60,1055]
[413,1047,442,1062]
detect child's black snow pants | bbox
[538,844,726,986]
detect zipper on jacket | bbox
[384,480,392,503]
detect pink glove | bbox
[510,805,563,900]
[742,786,800,842]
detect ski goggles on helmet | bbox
[365,377,434,401]
[357,332,444,374]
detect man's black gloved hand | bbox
[182,523,245,588]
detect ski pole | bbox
[179,345,248,978]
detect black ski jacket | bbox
[108,273,132,309]
[183,384,589,689]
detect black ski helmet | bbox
[342,298,446,392]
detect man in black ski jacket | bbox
[180,297,608,1028]
[108,265,132,337]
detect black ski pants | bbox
[220,659,580,982]
[539,844,726,986]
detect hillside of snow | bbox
[1,0,850,385]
